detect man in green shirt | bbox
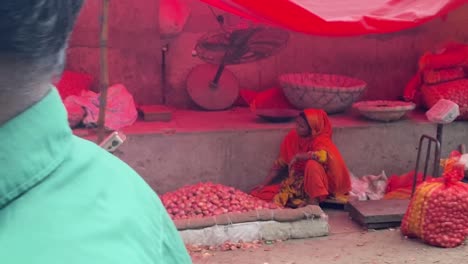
[0,1,191,263]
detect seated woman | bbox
[251,109,351,208]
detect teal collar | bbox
[0,88,73,208]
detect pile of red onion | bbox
[161,182,278,220]
[421,187,468,248]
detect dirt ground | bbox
[191,210,468,264]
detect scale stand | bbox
[347,99,460,229]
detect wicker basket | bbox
[353,100,416,122]
[279,73,367,114]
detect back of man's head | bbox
[0,1,84,90]
[0,1,84,121]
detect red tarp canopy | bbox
[200,0,468,36]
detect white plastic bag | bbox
[426,99,460,124]
[350,171,388,201]
[64,84,138,131]
[63,97,85,128]
[349,173,368,201]
[458,153,468,170]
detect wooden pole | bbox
[97,0,110,143]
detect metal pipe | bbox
[161,44,169,104]
[412,136,425,196]
[423,140,432,178]
[433,140,441,180]
[210,64,225,89]
[412,135,441,196]
[436,123,444,154]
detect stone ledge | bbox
[179,216,329,246]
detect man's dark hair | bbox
[0,1,84,73]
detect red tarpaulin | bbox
[200,0,468,36]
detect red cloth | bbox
[234,89,259,107]
[251,184,281,202]
[384,171,433,200]
[250,87,295,110]
[386,171,432,194]
[200,0,466,36]
[55,71,93,100]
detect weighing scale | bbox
[346,99,461,229]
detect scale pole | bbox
[436,123,443,153]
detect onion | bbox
[160,182,279,220]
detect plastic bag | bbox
[401,151,468,248]
[425,99,460,124]
[63,97,86,128]
[65,84,138,131]
[160,0,190,38]
[349,171,388,201]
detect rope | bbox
[301,207,311,219]
[226,213,233,226]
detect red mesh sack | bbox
[419,43,468,71]
[55,71,93,100]
[423,67,465,85]
[403,72,424,107]
[421,79,468,120]
[250,87,295,111]
[401,151,468,248]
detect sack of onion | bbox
[401,151,468,248]
[161,182,279,221]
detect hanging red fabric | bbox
[200,0,467,36]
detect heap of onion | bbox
[161,182,278,220]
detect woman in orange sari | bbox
[251,109,351,208]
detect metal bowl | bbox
[255,108,300,122]
[353,100,416,122]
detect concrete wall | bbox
[66,1,468,108]
[67,0,162,105]
[115,118,468,194]
[163,2,468,108]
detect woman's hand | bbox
[288,157,298,170]
[296,153,313,161]
[289,152,317,170]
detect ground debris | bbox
[356,242,367,247]
[186,239,269,256]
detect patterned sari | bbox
[252,109,351,208]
